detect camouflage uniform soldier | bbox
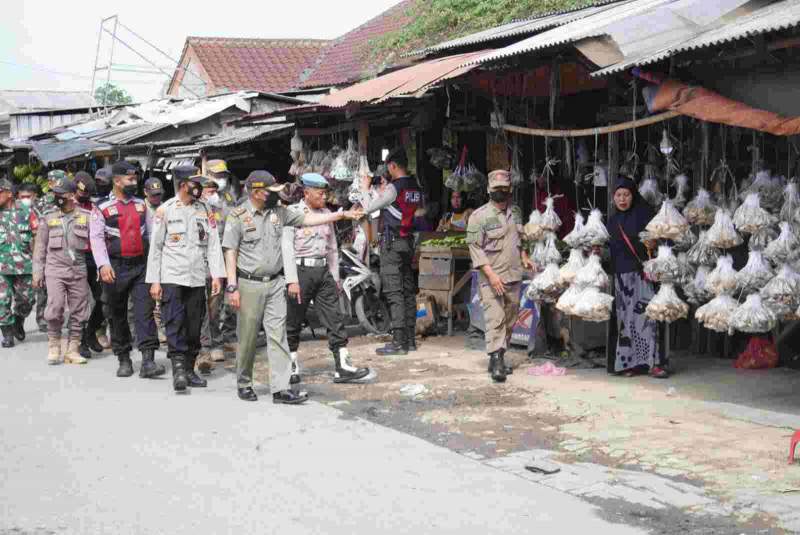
[467,170,532,383]
[0,178,38,348]
[33,177,91,365]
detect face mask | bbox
[148,196,162,207]
[19,198,32,207]
[189,185,202,200]
[122,184,138,198]
[76,194,90,204]
[206,193,220,206]
[54,196,67,208]
[215,179,228,191]
[97,184,112,196]
[264,192,279,209]
[489,190,510,203]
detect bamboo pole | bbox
[502,111,680,138]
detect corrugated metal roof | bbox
[160,123,292,155]
[29,139,110,165]
[593,0,800,75]
[0,90,96,112]
[409,0,627,56]
[86,123,170,145]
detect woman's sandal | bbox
[650,366,670,379]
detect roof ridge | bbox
[187,36,330,45]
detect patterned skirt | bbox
[614,272,661,372]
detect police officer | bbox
[143,177,164,217]
[358,148,422,356]
[467,170,532,383]
[33,176,91,365]
[282,173,370,384]
[146,173,225,392]
[92,166,113,350]
[0,178,37,347]
[222,171,362,403]
[73,172,105,358]
[90,161,164,379]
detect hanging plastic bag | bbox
[734,335,779,369]
[639,177,663,207]
[331,142,355,181]
[764,221,798,265]
[532,233,561,267]
[357,155,372,178]
[572,286,614,322]
[556,284,582,316]
[706,255,737,295]
[686,230,720,267]
[290,130,304,153]
[563,212,587,249]
[741,169,783,212]
[645,200,690,241]
[575,253,609,289]
[526,263,564,303]
[309,150,326,173]
[541,196,562,233]
[646,283,689,323]
[736,250,774,294]
[695,293,739,333]
[510,144,523,186]
[730,293,777,334]
[706,209,742,249]
[643,245,681,283]
[760,263,800,319]
[672,227,697,253]
[683,188,718,226]
[685,266,712,305]
[781,181,800,223]
[677,252,693,286]
[748,226,778,251]
[584,209,610,246]
[524,209,545,242]
[672,173,690,209]
[559,248,586,285]
[733,193,777,234]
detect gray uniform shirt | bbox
[222,199,305,277]
[145,197,225,287]
[281,200,339,284]
[33,208,91,278]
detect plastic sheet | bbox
[643,245,681,283]
[730,293,777,334]
[733,193,777,234]
[575,253,609,289]
[646,283,689,323]
[563,212,587,249]
[584,209,610,246]
[559,248,586,285]
[736,250,774,294]
[695,294,738,333]
[706,209,742,249]
[683,188,717,227]
[645,200,690,241]
[706,255,737,295]
[764,221,798,265]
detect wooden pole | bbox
[502,111,680,138]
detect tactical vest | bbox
[382,176,422,238]
[97,195,148,258]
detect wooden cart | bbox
[417,245,473,336]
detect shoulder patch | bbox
[224,192,234,203]
[232,207,247,218]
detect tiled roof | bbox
[300,0,417,88]
[187,37,330,93]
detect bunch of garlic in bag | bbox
[764,221,798,265]
[706,254,737,295]
[695,294,739,333]
[780,181,800,224]
[736,250,774,294]
[575,253,609,290]
[706,209,743,249]
[733,193,777,234]
[643,245,681,283]
[563,212,588,249]
[687,230,721,267]
[556,284,582,316]
[760,264,800,319]
[683,188,718,227]
[749,226,778,251]
[672,173,690,209]
[559,248,586,285]
[584,208,610,246]
[540,196,562,233]
[526,263,565,303]
[685,266,712,305]
[571,286,615,322]
[645,200,690,241]
[531,232,562,267]
[646,283,689,323]
[524,209,545,242]
[730,293,777,334]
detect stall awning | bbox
[29,139,111,165]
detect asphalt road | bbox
[0,324,645,535]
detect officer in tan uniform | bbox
[32,177,91,365]
[467,170,532,383]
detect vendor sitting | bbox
[437,190,473,232]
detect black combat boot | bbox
[171,355,189,392]
[375,329,408,356]
[491,352,507,383]
[405,327,417,352]
[499,348,513,375]
[333,348,370,383]
[83,326,104,353]
[184,355,207,388]
[12,315,25,341]
[78,340,92,359]
[117,354,134,377]
[1,325,15,348]
[273,389,308,404]
[139,349,166,379]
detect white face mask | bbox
[215,179,227,191]
[19,198,32,207]
[206,193,220,206]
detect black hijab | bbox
[607,177,655,273]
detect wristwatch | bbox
[225,284,238,294]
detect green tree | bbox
[94,82,133,106]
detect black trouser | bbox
[380,235,416,337]
[160,284,206,361]
[286,264,347,353]
[103,258,158,357]
[84,252,105,334]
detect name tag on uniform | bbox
[48,218,61,227]
[269,213,279,225]
[105,206,118,217]
[76,215,87,225]
[245,226,256,233]
[135,204,145,213]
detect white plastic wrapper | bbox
[687,230,720,267]
[683,188,718,226]
[639,177,663,207]
[733,193,777,234]
[524,209,545,241]
[764,221,798,265]
[541,234,562,265]
[646,283,689,323]
[572,286,614,322]
[584,209,610,246]
[760,264,800,319]
[695,294,739,333]
[736,250,774,294]
[643,245,681,283]
[677,252,693,286]
[563,212,587,249]
[559,248,586,285]
[645,200,690,241]
[290,130,304,152]
[575,253,609,289]
[526,263,564,303]
[729,293,777,334]
[706,255,737,295]
[781,181,800,223]
[556,284,582,315]
[541,196,562,232]
[672,227,697,253]
[672,173,690,208]
[706,209,742,249]
[685,266,712,305]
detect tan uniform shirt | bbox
[281,200,339,284]
[222,199,305,277]
[33,208,92,278]
[145,197,225,287]
[466,203,524,285]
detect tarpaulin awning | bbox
[319,50,492,109]
[30,139,111,165]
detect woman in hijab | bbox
[605,177,668,378]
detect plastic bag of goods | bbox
[575,253,609,289]
[748,225,778,251]
[729,293,777,334]
[331,150,353,181]
[540,196,562,233]
[683,188,717,226]
[677,252,693,286]
[781,181,800,223]
[706,209,742,249]
[741,169,783,212]
[643,245,681,283]
[426,147,457,170]
[290,130,304,152]
[639,177,663,207]
[764,221,798,265]
[584,209,610,246]
[734,335,779,370]
[687,230,720,267]
[524,209,545,241]
[357,155,372,178]
[559,248,586,285]
[646,283,689,323]
[695,294,738,333]
[706,255,737,295]
[760,264,800,319]
[736,250,774,294]
[310,150,326,173]
[444,172,462,192]
[563,212,587,249]
[347,181,362,205]
[532,233,562,267]
[685,266,712,305]
[645,200,689,241]
[526,263,564,303]
[672,227,697,252]
[672,173,690,209]
[733,193,777,234]
[556,284,582,315]
[320,146,341,177]
[573,286,614,322]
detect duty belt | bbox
[296,257,327,268]
[237,269,283,283]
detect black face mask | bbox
[76,194,90,204]
[264,192,279,209]
[54,196,67,208]
[490,190,510,203]
[122,184,138,198]
[189,186,202,200]
[97,184,112,196]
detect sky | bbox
[0,0,401,102]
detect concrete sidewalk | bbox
[0,326,644,535]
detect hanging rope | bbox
[593,130,599,209]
